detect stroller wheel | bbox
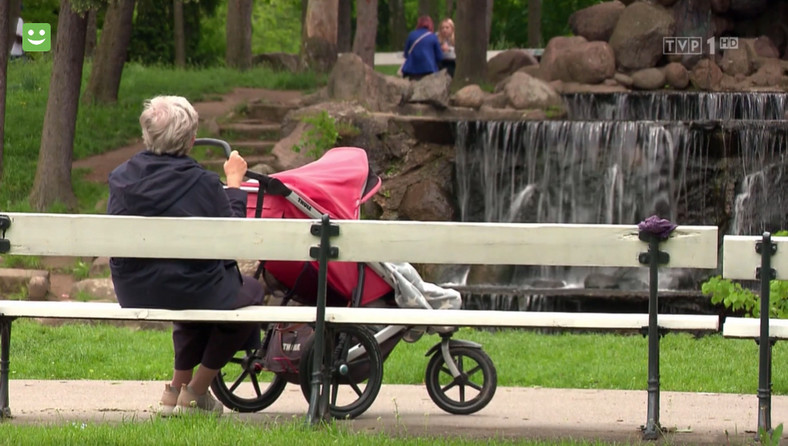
[211,349,288,413]
[299,324,383,419]
[425,345,497,415]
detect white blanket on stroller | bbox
[379,262,462,310]
[375,262,462,342]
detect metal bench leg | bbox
[756,232,776,436]
[0,317,12,419]
[639,235,669,440]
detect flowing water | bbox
[452,92,788,312]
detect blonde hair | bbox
[439,18,455,46]
[139,95,198,156]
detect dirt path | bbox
[72,87,304,183]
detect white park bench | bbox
[721,233,788,436]
[0,212,717,439]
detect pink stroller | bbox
[195,139,497,419]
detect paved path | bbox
[4,380,784,444]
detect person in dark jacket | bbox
[400,15,443,81]
[107,95,263,416]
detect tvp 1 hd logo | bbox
[22,23,51,52]
[663,36,738,56]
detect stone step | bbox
[246,102,298,122]
[219,121,282,140]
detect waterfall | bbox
[453,92,788,311]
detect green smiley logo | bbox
[22,23,51,52]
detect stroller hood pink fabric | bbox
[244,147,391,306]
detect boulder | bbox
[564,41,617,84]
[719,46,753,76]
[71,278,117,302]
[749,59,784,87]
[486,50,539,85]
[408,70,452,109]
[664,62,690,89]
[503,72,563,110]
[28,275,50,301]
[451,84,487,109]
[631,68,666,90]
[690,59,724,90]
[398,180,455,221]
[568,1,625,42]
[327,53,409,112]
[537,36,587,81]
[609,2,675,70]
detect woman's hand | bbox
[223,150,247,188]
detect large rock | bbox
[327,53,409,112]
[568,1,625,42]
[749,59,784,87]
[564,41,617,84]
[719,46,753,76]
[609,2,675,70]
[502,72,563,110]
[690,59,724,90]
[398,180,455,221]
[408,70,452,109]
[0,268,49,295]
[71,278,117,302]
[486,50,539,85]
[664,62,690,89]
[631,68,666,90]
[537,36,587,81]
[451,84,487,109]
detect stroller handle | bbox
[194,138,288,196]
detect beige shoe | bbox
[172,384,223,416]
[157,384,180,417]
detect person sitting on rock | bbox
[400,15,443,81]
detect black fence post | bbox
[756,231,776,436]
[638,232,670,440]
[306,215,339,426]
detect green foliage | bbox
[760,423,784,446]
[292,111,346,160]
[1,255,43,269]
[703,231,788,318]
[71,260,92,280]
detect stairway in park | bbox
[199,97,302,173]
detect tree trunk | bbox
[0,0,9,180]
[352,0,377,66]
[388,0,406,51]
[528,0,541,48]
[29,0,87,212]
[226,0,252,70]
[485,0,493,46]
[173,0,185,67]
[337,0,352,53]
[83,0,135,104]
[301,0,338,73]
[452,0,487,90]
[84,8,98,58]
[6,0,20,55]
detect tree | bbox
[452,0,488,90]
[83,0,135,104]
[0,0,9,180]
[301,0,338,73]
[29,0,88,211]
[528,0,541,48]
[388,0,407,52]
[352,0,378,67]
[337,0,352,53]
[85,7,98,58]
[226,0,252,70]
[173,0,185,67]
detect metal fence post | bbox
[306,215,339,426]
[639,232,670,440]
[756,232,776,436]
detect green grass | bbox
[9,320,783,395]
[0,417,619,446]
[2,57,325,212]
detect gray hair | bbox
[139,96,198,156]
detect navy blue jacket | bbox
[107,151,247,310]
[401,28,443,76]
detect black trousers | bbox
[172,275,264,370]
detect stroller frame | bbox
[196,139,497,420]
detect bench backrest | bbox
[722,235,788,280]
[1,213,718,268]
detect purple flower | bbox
[638,215,677,241]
